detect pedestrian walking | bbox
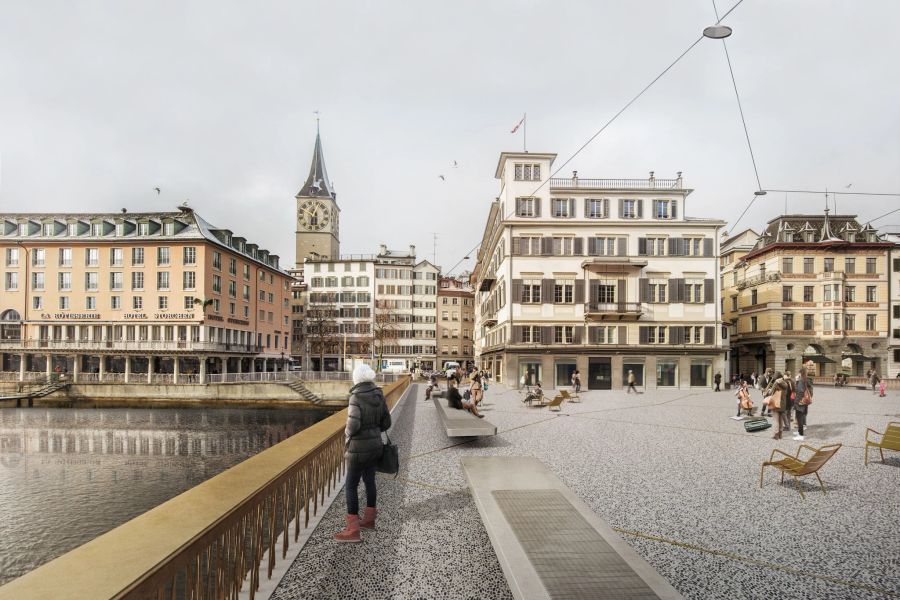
[879,378,886,397]
[793,367,813,441]
[751,370,758,389]
[335,364,392,543]
[470,374,484,406]
[714,372,722,392]
[782,371,795,433]
[759,369,773,416]
[572,370,582,393]
[870,370,881,394]
[626,370,637,394]
[763,371,790,440]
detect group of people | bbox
[736,367,814,441]
[866,369,887,397]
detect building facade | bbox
[472,151,726,390]
[302,246,439,372]
[720,228,759,379]
[437,276,475,369]
[0,208,292,383]
[723,212,892,377]
[889,235,900,378]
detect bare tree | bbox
[372,300,399,372]
[305,305,338,370]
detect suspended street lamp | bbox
[703,25,733,39]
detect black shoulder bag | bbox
[376,432,400,476]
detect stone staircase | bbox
[284,380,323,404]
[0,381,69,402]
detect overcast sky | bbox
[1,0,898,272]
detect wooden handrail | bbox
[0,376,411,600]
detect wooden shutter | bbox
[617,279,626,306]
[574,279,585,303]
[584,198,592,218]
[574,326,584,344]
[704,325,714,345]
[669,278,682,302]
[667,238,678,256]
[589,282,599,304]
[671,199,677,219]
[617,238,626,256]
[515,198,523,216]
[573,237,584,255]
[587,237,597,256]
[603,199,610,217]
[542,279,554,304]
[534,198,542,217]
[512,326,522,343]
[511,237,520,255]
[511,279,523,303]
[618,198,624,218]
[543,326,554,345]
[704,278,714,303]
[638,238,648,256]
[541,238,553,256]
[568,198,575,218]
[703,238,713,257]
[638,326,649,344]
[618,325,627,345]
[637,199,644,218]
[639,278,649,302]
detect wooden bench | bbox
[432,397,497,437]
[461,457,683,600]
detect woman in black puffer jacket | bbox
[335,364,391,543]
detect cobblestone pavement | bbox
[272,382,900,600]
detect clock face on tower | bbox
[298,199,331,232]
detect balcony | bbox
[581,257,647,273]
[0,339,266,354]
[585,302,644,321]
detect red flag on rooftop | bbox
[510,115,525,134]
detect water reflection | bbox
[0,406,329,585]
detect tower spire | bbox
[297,125,335,199]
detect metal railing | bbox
[0,377,410,600]
[549,177,680,190]
[585,302,643,314]
[208,371,294,384]
[0,339,265,353]
[291,370,399,383]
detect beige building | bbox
[0,207,292,383]
[472,151,726,390]
[437,276,475,369]
[723,211,892,377]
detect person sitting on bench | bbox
[523,383,543,405]
[448,379,484,418]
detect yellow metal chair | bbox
[759,443,841,499]
[865,422,900,466]
[561,389,581,403]
[545,395,565,411]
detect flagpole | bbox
[523,113,527,152]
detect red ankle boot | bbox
[334,514,361,543]
[359,507,377,529]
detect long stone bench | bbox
[432,397,497,437]
[461,456,683,600]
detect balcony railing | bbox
[585,302,644,316]
[0,339,265,353]
[549,177,680,190]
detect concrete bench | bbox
[461,457,682,600]
[432,397,497,437]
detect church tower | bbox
[295,129,340,267]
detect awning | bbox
[801,355,835,364]
[842,353,876,362]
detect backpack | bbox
[463,389,472,401]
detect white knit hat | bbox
[352,363,377,385]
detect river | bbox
[0,405,330,585]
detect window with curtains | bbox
[648,281,667,303]
[586,199,608,218]
[590,237,617,256]
[520,237,541,255]
[551,198,572,217]
[646,238,666,256]
[622,199,637,218]
[685,280,704,303]
[803,286,814,302]
[683,237,703,256]
[594,326,616,344]
[551,237,573,255]
[653,199,674,219]
[515,197,537,217]
[866,286,876,302]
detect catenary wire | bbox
[443,0,748,275]
[763,188,900,197]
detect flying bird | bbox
[154,187,161,194]
[451,160,458,168]
[438,175,445,181]
[845,183,852,189]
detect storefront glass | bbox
[555,361,576,388]
[519,361,542,387]
[690,360,711,387]
[656,360,678,387]
[623,363,644,387]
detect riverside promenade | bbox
[272,383,900,600]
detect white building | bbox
[302,246,438,372]
[472,151,727,390]
[887,233,900,378]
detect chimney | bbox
[409,244,416,257]
[379,244,387,255]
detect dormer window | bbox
[514,163,541,181]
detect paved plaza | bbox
[272,382,900,600]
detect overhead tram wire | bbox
[442,0,749,275]
[763,189,900,198]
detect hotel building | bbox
[722,212,892,377]
[437,276,475,369]
[472,151,726,390]
[0,207,292,383]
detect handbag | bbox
[376,433,400,476]
[765,389,783,410]
[799,388,813,405]
[483,383,489,391]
